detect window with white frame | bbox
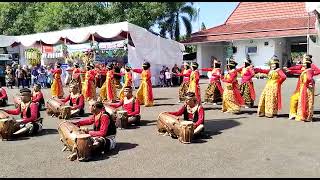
[245,46,257,54]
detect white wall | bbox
[196,42,226,75]
[309,36,320,68]
[232,39,276,68]
[273,38,287,67]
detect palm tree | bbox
[158,2,197,41]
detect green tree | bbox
[201,22,206,30]
[34,2,110,33]
[158,2,197,41]
[107,2,166,30]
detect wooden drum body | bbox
[0,111,19,140]
[46,98,63,116]
[58,106,71,120]
[58,121,83,150]
[116,110,128,129]
[75,134,93,161]
[157,112,181,138]
[178,121,194,144]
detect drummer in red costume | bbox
[106,86,141,126]
[166,92,205,136]
[0,88,42,136]
[61,82,85,117]
[0,83,8,107]
[70,101,117,160]
[32,84,45,110]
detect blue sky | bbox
[152,2,239,36]
[191,2,239,32]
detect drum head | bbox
[180,121,193,125]
[76,134,91,139]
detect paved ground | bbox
[1,78,320,178]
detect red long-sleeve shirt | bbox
[168,105,204,128]
[61,94,84,110]
[109,97,140,116]
[32,91,43,103]
[0,88,7,99]
[76,111,109,137]
[5,102,38,124]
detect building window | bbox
[245,46,257,54]
[264,42,269,46]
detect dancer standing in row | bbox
[255,56,286,118]
[133,62,154,107]
[175,62,192,103]
[201,57,223,105]
[188,62,201,103]
[221,60,244,114]
[82,64,97,101]
[51,62,64,98]
[71,63,82,92]
[118,64,133,100]
[238,58,256,108]
[100,63,117,103]
[285,55,320,122]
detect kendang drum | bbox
[178,121,194,144]
[58,121,84,150]
[157,112,181,138]
[75,134,93,161]
[46,98,63,116]
[58,106,71,120]
[13,97,21,108]
[104,105,117,121]
[0,111,19,140]
[116,110,128,129]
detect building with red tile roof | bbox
[182,2,319,72]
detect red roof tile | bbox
[226,2,308,24]
[182,2,317,44]
[183,29,316,44]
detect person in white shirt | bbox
[165,68,172,87]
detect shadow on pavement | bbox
[106,142,139,157]
[38,128,59,135]
[238,109,257,115]
[192,118,242,144]
[124,120,157,129]
[83,142,139,162]
[2,137,30,141]
[276,114,289,118]
[154,97,172,101]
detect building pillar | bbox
[196,44,204,75]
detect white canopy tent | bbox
[0,21,185,85]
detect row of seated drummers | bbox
[0,83,205,161]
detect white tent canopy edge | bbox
[0,21,185,85]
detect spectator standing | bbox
[5,65,14,89]
[38,66,47,88]
[31,65,39,86]
[165,68,172,87]
[171,64,180,86]
[16,65,25,88]
[159,70,165,87]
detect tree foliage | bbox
[0,2,198,51]
[201,22,206,30]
